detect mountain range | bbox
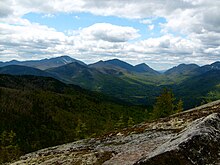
[0,56,86,70]
[0,56,220,109]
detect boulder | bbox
[135,113,220,165]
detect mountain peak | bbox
[165,63,199,75]
[211,61,220,68]
[55,55,75,62]
[135,63,148,67]
[105,59,133,67]
[134,63,159,74]
[105,59,134,71]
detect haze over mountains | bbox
[0,56,220,109]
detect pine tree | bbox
[75,119,87,139]
[176,99,183,113]
[153,88,175,118]
[115,115,125,129]
[127,117,135,127]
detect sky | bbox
[0,0,220,70]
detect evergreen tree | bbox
[127,117,135,127]
[176,99,183,113]
[75,119,87,139]
[0,131,21,163]
[115,115,125,129]
[153,88,175,118]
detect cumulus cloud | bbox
[0,20,68,60]
[0,0,219,69]
[77,23,139,42]
[0,0,13,18]
[140,19,153,25]
[0,20,138,61]
[148,25,155,31]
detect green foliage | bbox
[176,99,183,113]
[173,70,220,109]
[152,89,184,118]
[127,117,135,127]
[0,131,21,163]
[152,89,175,118]
[0,75,149,163]
[115,116,125,130]
[75,119,88,140]
[203,88,220,103]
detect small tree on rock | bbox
[127,117,135,127]
[115,115,125,129]
[176,99,183,113]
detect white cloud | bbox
[42,13,55,18]
[0,20,68,60]
[140,19,153,25]
[148,25,154,31]
[0,0,13,18]
[0,0,220,69]
[77,23,140,42]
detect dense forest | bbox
[0,74,149,163]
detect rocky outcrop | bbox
[135,113,220,165]
[10,100,220,165]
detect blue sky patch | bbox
[23,12,167,40]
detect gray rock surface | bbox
[135,113,220,165]
[10,100,220,165]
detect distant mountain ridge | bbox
[192,61,220,75]
[89,59,159,75]
[104,59,135,72]
[1,56,219,74]
[0,56,220,108]
[0,56,86,70]
[165,64,200,75]
[165,62,220,76]
[0,65,54,77]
